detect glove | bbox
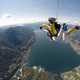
[40,26,42,29]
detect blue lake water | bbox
[28,30,80,73]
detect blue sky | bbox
[0,0,80,20]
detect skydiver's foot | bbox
[52,37,56,41]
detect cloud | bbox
[0,14,47,27]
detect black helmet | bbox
[48,17,56,24]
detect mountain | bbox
[0,25,35,80]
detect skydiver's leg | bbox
[46,29,57,41]
[55,25,63,40]
[51,34,57,41]
[47,32,51,37]
[58,27,63,37]
[52,36,56,40]
[47,32,56,40]
[62,32,66,40]
[46,31,52,40]
[47,32,54,40]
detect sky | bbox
[0,0,80,25]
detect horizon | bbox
[0,15,79,27]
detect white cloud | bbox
[0,14,47,27]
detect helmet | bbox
[48,17,56,24]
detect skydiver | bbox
[58,23,68,40]
[40,17,61,40]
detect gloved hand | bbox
[40,26,42,29]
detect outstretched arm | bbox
[40,24,49,30]
[66,26,80,35]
